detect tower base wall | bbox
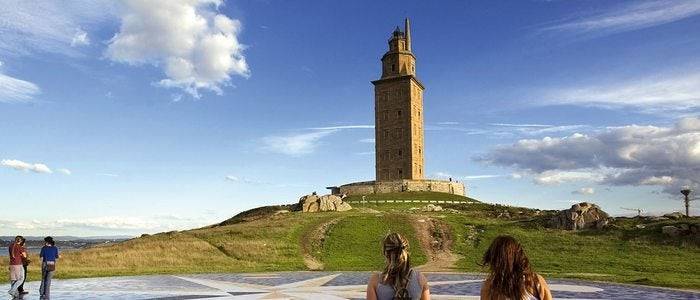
[333,179,465,196]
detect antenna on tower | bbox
[404,18,411,51]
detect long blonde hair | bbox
[381,232,412,300]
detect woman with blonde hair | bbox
[480,235,552,300]
[366,232,430,300]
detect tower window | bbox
[398,149,402,157]
[397,110,402,117]
[392,64,396,72]
[398,168,403,176]
[417,110,420,117]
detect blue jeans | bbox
[39,262,55,299]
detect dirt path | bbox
[410,215,462,272]
[301,217,344,270]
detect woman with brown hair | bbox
[366,232,431,300]
[480,235,552,300]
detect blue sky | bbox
[1,0,699,236]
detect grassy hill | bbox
[2,192,699,290]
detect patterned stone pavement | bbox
[3,272,699,299]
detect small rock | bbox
[421,204,443,212]
[650,216,669,221]
[635,224,646,229]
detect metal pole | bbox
[681,189,691,217]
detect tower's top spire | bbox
[404,18,411,51]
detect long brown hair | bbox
[481,235,537,300]
[381,232,412,300]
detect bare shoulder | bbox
[368,273,380,285]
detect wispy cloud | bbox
[225,175,267,185]
[1,159,52,174]
[572,187,596,195]
[543,71,700,113]
[308,125,374,130]
[262,130,337,156]
[0,70,41,103]
[262,124,374,156]
[489,123,551,128]
[0,1,114,57]
[540,0,700,38]
[57,168,72,175]
[460,175,503,180]
[97,173,119,177]
[358,138,375,143]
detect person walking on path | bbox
[480,235,552,300]
[39,236,60,300]
[7,236,27,298]
[17,237,30,296]
[366,232,431,300]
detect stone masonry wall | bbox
[336,179,465,196]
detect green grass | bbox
[441,214,700,289]
[321,214,427,270]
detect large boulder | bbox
[549,202,610,230]
[297,193,352,213]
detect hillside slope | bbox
[1,192,698,290]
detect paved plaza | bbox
[3,272,699,299]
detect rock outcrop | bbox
[297,193,352,212]
[549,202,610,230]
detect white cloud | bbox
[540,0,700,37]
[106,0,249,98]
[97,173,119,177]
[309,125,374,130]
[461,175,503,180]
[479,117,700,194]
[0,1,114,57]
[0,71,41,103]
[1,159,52,174]
[0,215,212,234]
[70,29,90,47]
[489,123,551,128]
[262,130,337,156]
[572,187,596,195]
[225,175,266,184]
[544,72,700,113]
[359,138,375,143]
[533,170,606,185]
[57,168,72,175]
[437,121,459,125]
[262,124,374,156]
[433,172,452,179]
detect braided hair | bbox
[381,232,412,300]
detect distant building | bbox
[328,18,465,197]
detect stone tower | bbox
[372,18,425,181]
